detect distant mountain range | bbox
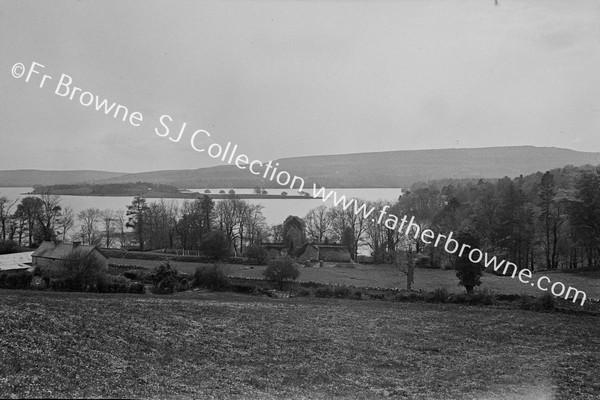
[2,146,599,189]
[0,170,125,187]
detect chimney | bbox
[72,241,81,248]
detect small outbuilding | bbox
[31,241,108,270]
[297,243,352,263]
[260,243,289,259]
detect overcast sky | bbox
[1,0,599,172]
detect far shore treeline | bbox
[30,182,311,199]
[1,163,600,272]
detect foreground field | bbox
[108,257,600,300]
[1,290,599,399]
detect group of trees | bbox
[0,192,270,255]
[418,165,600,271]
[124,195,268,255]
[300,202,396,262]
[0,192,65,246]
[0,191,132,249]
[297,164,600,271]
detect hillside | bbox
[97,146,600,188]
[0,170,125,187]
[1,146,599,188]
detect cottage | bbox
[260,243,289,259]
[31,241,108,271]
[297,243,352,263]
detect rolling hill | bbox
[2,146,599,189]
[0,170,125,187]
[95,146,600,188]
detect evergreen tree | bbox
[454,230,483,294]
[126,196,149,250]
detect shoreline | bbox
[26,191,316,200]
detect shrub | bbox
[519,295,536,310]
[177,277,189,291]
[128,281,145,294]
[245,245,267,265]
[264,257,300,290]
[334,286,351,299]
[123,270,139,280]
[496,293,521,302]
[63,250,106,290]
[193,265,229,291]
[123,269,151,283]
[471,288,495,305]
[394,292,424,302]
[451,293,470,304]
[449,288,494,306]
[368,292,385,300]
[97,275,131,293]
[415,256,439,269]
[3,272,32,289]
[201,230,231,260]
[0,240,18,255]
[49,278,69,291]
[149,261,178,294]
[295,288,312,297]
[454,231,483,294]
[315,286,334,298]
[429,287,450,303]
[230,283,259,294]
[537,292,556,311]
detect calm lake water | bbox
[0,187,403,227]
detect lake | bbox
[0,187,403,227]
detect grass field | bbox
[1,289,599,399]
[108,257,600,300]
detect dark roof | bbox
[260,243,287,249]
[296,242,314,255]
[31,241,104,260]
[297,242,350,255]
[314,245,350,250]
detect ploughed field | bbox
[1,290,599,399]
[109,257,600,300]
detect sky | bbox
[1,0,599,172]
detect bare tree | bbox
[364,201,389,263]
[57,206,75,242]
[9,207,28,246]
[37,191,63,241]
[327,199,368,260]
[215,196,244,255]
[239,203,266,251]
[78,208,101,245]
[305,205,332,243]
[0,196,18,241]
[101,209,116,248]
[268,224,284,243]
[113,209,128,248]
[177,200,203,251]
[16,197,43,246]
[245,203,266,246]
